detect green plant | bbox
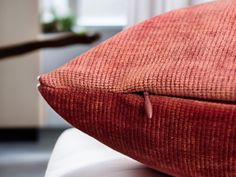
[41,8,76,33]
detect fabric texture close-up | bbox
[39,1,236,177]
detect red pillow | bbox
[39,1,236,177]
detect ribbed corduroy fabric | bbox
[39,1,236,177]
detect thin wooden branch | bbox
[0,33,100,60]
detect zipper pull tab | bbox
[144,92,153,119]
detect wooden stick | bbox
[0,33,100,60]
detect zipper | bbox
[144,92,153,119]
[129,91,153,119]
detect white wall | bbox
[0,0,43,127]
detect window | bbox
[40,0,71,23]
[40,0,128,27]
[77,0,128,26]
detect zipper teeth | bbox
[130,91,144,96]
[130,91,236,119]
[130,92,236,105]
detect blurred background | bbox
[0,0,214,177]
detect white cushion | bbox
[45,128,170,177]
